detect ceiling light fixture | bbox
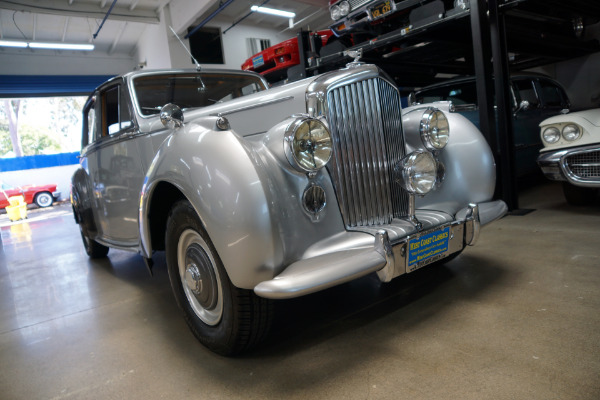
[29,42,94,51]
[0,40,94,51]
[250,5,296,19]
[0,40,28,48]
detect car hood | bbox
[540,108,600,128]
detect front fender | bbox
[139,117,277,289]
[402,105,497,215]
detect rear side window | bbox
[537,79,566,107]
[513,79,539,107]
[101,84,133,137]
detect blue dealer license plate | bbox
[252,55,264,68]
[407,227,451,272]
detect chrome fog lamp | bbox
[285,117,332,172]
[330,5,341,20]
[302,184,326,220]
[394,151,438,195]
[542,127,560,144]
[338,1,350,16]
[420,108,450,150]
[562,124,581,141]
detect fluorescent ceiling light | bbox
[0,40,94,51]
[0,40,28,48]
[251,5,296,18]
[29,42,94,51]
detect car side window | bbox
[82,96,98,147]
[513,79,539,108]
[101,84,133,137]
[537,79,566,108]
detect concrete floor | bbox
[0,181,599,400]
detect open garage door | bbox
[0,75,114,98]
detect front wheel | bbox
[165,200,272,355]
[35,192,53,208]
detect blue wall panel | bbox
[0,152,79,172]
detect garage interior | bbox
[1,0,599,399]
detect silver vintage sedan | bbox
[71,63,507,355]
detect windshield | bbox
[132,72,267,116]
[416,82,478,105]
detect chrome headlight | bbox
[339,1,350,16]
[562,124,581,141]
[542,127,560,144]
[285,117,332,172]
[330,5,341,20]
[394,151,438,195]
[420,108,449,150]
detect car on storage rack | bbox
[0,182,60,209]
[328,0,460,40]
[71,62,507,356]
[241,30,335,82]
[413,73,571,177]
[537,108,600,205]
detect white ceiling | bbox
[0,0,330,57]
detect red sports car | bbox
[241,30,334,82]
[0,182,60,209]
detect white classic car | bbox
[537,108,600,205]
[71,63,507,355]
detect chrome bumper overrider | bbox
[254,200,507,299]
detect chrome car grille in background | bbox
[565,151,600,180]
[347,0,373,12]
[326,77,408,228]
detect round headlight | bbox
[339,1,350,16]
[394,151,438,195]
[542,127,560,144]
[330,5,341,20]
[420,108,450,150]
[562,124,581,141]
[285,117,332,172]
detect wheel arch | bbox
[139,121,279,289]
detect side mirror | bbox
[513,100,530,117]
[407,92,417,106]
[160,103,184,128]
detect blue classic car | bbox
[414,74,571,177]
[71,63,507,355]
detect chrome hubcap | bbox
[177,229,223,326]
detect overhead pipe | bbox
[223,0,271,34]
[185,0,235,39]
[93,0,118,39]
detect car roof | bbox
[416,72,560,92]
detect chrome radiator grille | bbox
[326,77,408,228]
[565,151,600,179]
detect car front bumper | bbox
[537,144,600,188]
[254,200,507,299]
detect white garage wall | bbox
[141,3,294,72]
[0,52,136,76]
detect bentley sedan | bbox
[71,62,507,355]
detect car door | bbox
[87,80,145,245]
[511,77,545,176]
